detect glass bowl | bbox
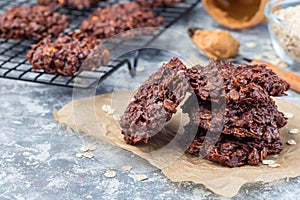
[265,0,300,65]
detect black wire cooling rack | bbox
[0,0,199,89]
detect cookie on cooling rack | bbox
[37,0,100,10]
[135,0,185,7]
[0,5,69,40]
[27,32,110,76]
[80,2,164,39]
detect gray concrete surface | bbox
[0,2,300,200]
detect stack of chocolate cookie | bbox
[182,60,290,167]
[120,58,290,167]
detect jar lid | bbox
[202,0,268,29]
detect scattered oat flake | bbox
[104,170,116,178]
[113,114,121,121]
[254,55,263,60]
[263,53,277,59]
[245,42,256,48]
[268,163,281,168]
[87,144,97,151]
[136,174,148,181]
[107,108,115,115]
[287,139,297,145]
[76,153,83,158]
[101,105,110,113]
[277,60,288,68]
[83,152,94,158]
[262,160,275,165]
[121,166,132,172]
[284,112,294,118]
[289,128,299,134]
[262,45,273,51]
[136,66,145,72]
[80,145,89,152]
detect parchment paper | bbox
[54,91,300,197]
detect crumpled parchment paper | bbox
[54,91,300,197]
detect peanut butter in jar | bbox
[191,29,240,59]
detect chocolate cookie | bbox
[120,57,189,144]
[0,6,69,39]
[187,60,290,104]
[185,126,283,167]
[80,2,164,39]
[182,96,287,141]
[37,0,100,10]
[27,32,110,76]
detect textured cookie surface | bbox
[0,6,69,39]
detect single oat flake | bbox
[136,66,145,72]
[87,144,97,151]
[76,153,84,158]
[283,112,294,119]
[287,139,297,145]
[268,163,281,168]
[80,145,89,152]
[262,160,275,165]
[245,42,256,48]
[104,170,116,178]
[101,105,110,113]
[107,108,115,115]
[289,128,299,134]
[83,152,94,158]
[136,174,148,181]
[113,114,121,121]
[121,166,132,172]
